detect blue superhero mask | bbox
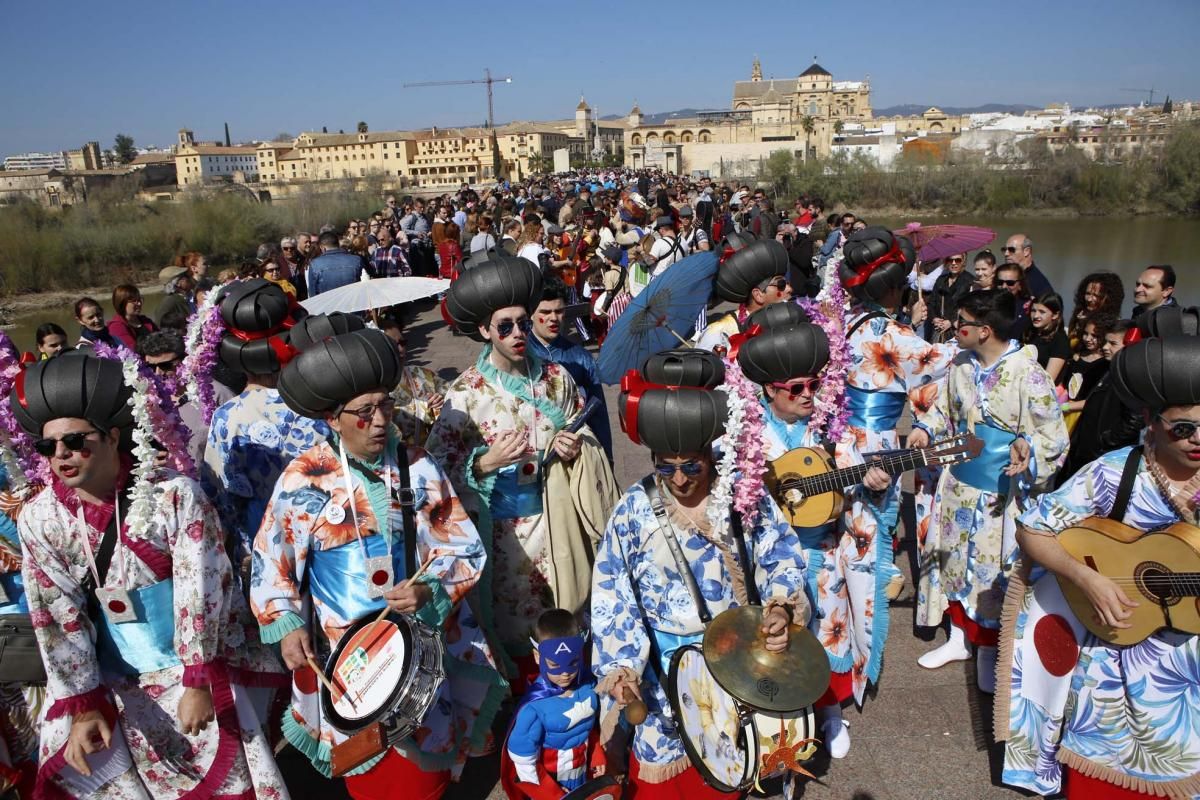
[537,634,585,679]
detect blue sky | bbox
[2,0,1198,158]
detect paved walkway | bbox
[284,299,1025,800]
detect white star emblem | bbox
[561,697,594,728]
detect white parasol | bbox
[300,273,450,315]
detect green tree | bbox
[113,134,137,164]
[800,115,816,159]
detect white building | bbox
[174,129,259,187]
[3,151,68,171]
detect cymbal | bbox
[702,605,831,713]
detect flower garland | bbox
[0,334,50,487]
[180,284,229,426]
[709,358,767,535]
[92,342,196,478]
[119,357,161,540]
[797,251,853,445]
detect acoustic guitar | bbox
[764,434,983,528]
[1056,516,1200,645]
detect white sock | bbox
[976,645,997,693]
[819,706,850,759]
[917,624,971,669]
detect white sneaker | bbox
[822,718,851,759]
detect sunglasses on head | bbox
[1157,415,1200,440]
[494,318,533,338]
[654,459,706,478]
[771,378,821,397]
[34,429,101,458]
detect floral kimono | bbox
[250,432,505,779]
[759,405,885,702]
[391,365,446,448]
[19,470,288,800]
[914,343,1067,634]
[202,386,330,555]
[841,306,956,691]
[424,348,583,660]
[999,447,1200,798]
[590,481,807,782]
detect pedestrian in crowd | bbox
[471,214,497,254]
[994,263,1031,334]
[73,296,117,350]
[372,223,411,278]
[261,258,297,298]
[1131,263,1178,317]
[1066,271,1124,347]
[928,252,974,342]
[1056,311,1115,433]
[154,265,194,328]
[1022,291,1072,381]
[306,230,364,296]
[107,283,157,350]
[1003,232,1053,297]
[500,218,522,256]
[34,323,68,359]
[438,221,464,280]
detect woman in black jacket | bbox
[928,253,974,342]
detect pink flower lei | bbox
[717,356,767,530]
[91,341,197,478]
[179,300,228,426]
[0,332,50,487]
[798,284,852,445]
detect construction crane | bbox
[403,69,513,181]
[1120,87,1158,105]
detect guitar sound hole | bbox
[779,473,806,506]
[1134,561,1179,606]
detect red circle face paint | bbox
[356,419,367,429]
[79,448,91,459]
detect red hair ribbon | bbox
[227,307,303,342]
[1123,326,1144,346]
[267,335,298,367]
[726,324,762,361]
[14,369,27,408]
[619,370,710,445]
[842,238,904,289]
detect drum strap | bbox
[394,440,418,578]
[1108,445,1143,524]
[730,512,761,607]
[641,477,711,624]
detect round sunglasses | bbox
[1157,415,1200,440]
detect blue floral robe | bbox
[590,480,808,781]
[1000,447,1200,798]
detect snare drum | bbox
[320,612,445,741]
[667,644,816,793]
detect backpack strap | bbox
[729,511,760,606]
[640,476,711,624]
[1108,445,1144,523]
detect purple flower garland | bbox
[798,285,853,445]
[0,333,50,486]
[179,305,227,426]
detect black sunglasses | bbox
[955,316,986,329]
[1157,415,1200,440]
[494,318,533,338]
[150,357,180,373]
[997,279,1020,287]
[654,460,706,478]
[34,429,101,458]
[1002,246,1020,253]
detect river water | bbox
[3,216,1197,352]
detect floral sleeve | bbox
[18,504,105,717]
[1020,362,1069,488]
[915,351,963,439]
[424,393,483,511]
[165,479,234,682]
[752,496,811,623]
[409,452,485,625]
[249,475,313,643]
[590,492,651,683]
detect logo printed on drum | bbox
[756,678,779,703]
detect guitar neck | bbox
[797,449,926,497]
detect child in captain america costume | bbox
[501,609,605,800]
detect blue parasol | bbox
[597,251,719,385]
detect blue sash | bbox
[491,462,544,520]
[309,534,403,623]
[649,628,703,678]
[845,386,906,432]
[95,579,181,675]
[0,571,27,614]
[950,422,1016,494]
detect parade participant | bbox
[838,227,957,670]
[527,277,614,462]
[591,353,809,797]
[501,609,602,800]
[427,257,618,684]
[252,328,505,799]
[736,323,892,757]
[999,333,1200,800]
[648,216,684,275]
[378,315,446,447]
[12,352,288,798]
[909,290,1067,691]
[694,239,791,354]
[676,206,710,253]
[202,279,326,559]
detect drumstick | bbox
[306,655,355,709]
[372,554,438,623]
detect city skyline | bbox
[2,0,1198,159]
